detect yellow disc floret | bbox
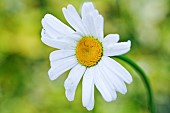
[76,36,103,67]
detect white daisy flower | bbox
[41,2,132,110]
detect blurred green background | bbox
[0,0,170,113]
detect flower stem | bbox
[113,55,155,113]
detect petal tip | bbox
[62,7,67,12]
[86,106,94,111]
[44,14,51,18]
[83,2,94,7]
[68,98,74,101]
[121,89,127,95]
[67,95,74,101]
[127,77,133,84]
[127,40,131,47]
[67,4,74,9]
[105,98,113,102]
[48,69,56,80]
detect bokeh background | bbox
[0,0,170,113]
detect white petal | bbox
[81,4,98,36]
[98,61,117,100]
[62,5,88,35]
[94,65,113,102]
[48,56,78,80]
[81,2,104,40]
[64,64,86,101]
[102,56,132,84]
[82,10,98,37]
[50,55,76,67]
[81,2,95,19]
[41,36,71,49]
[41,14,78,47]
[42,14,74,38]
[82,13,104,41]
[49,50,75,61]
[41,29,75,49]
[86,84,94,111]
[95,15,104,41]
[66,32,82,41]
[101,58,127,94]
[103,40,131,56]
[102,34,120,47]
[82,68,94,107]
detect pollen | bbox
[76,37,103,67]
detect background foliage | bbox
[0,0,170,113]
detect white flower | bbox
[41,2,132,110]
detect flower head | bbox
[41,2,132,110]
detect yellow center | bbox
[76,37,103,67]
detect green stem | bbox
[112,55,155,113]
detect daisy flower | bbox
[41,2,132,110]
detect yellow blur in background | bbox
[0,0,170,113]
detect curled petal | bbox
[104,40,131,56]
